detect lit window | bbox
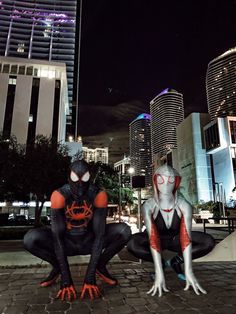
[29,115,33,122]
[17,43,25,53]
[8,78,16,85]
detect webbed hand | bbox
[184,271,207,295]
[56,285,77,301]
[147,272,169,297]
[80,283,101,299]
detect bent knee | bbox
[119,222,132,242]
[23,228,42,251]
[126,236,136,253]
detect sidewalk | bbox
[1,261,236,314]
[0,224,236,313]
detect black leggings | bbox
[24,222,131,269]
[127,231,215,262]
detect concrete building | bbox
[204,116,236,202]
[129,113,152,187]
[114,156,131,175]
[0,56,68,144]
[83,146,109,164]
[172,113,213,204]
[150,88,184,163]
[0,0,79,137]
[206,47,236,120]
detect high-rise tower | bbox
[129,113,152,187]
[206,47,236,120]
[0,0,79,137]
[150,88,184,161]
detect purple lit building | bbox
[129,113,152,187]
[0,0,79,137]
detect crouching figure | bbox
[127,164,214,297]
[24,158,131,301]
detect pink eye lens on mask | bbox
[168,176,175,184]
[156,174,164,184]
[81,171,90,182]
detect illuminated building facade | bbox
[172,113,213,204]
[206,47,236,120]
[203,116,236,203]
[129,113,152,187]
[150,88,184,162]
[0,0,78,137]
[114,156,131,175]
[0,56,68,144]
[83,147,109,164]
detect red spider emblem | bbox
[65,201,93,230]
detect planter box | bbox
[199,211,214,223]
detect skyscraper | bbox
[0,56,68,144]
[150,88,184,161]
[129,113,152,187]
[0,0,79,137]
[206,47,236,120]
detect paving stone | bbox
[120,287,138,294]
[132,305,148,312]
[26,305,46,314]
[170,311,197,314]
[3,304,29,314]
[68,302,91,314]
[46,300,70,312]
[108,304,133,314]
[28,296,51,305]
[125,297,147,305]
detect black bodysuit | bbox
[24,182,131,292]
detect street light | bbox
[128,167,135,188]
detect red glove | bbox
[56,285,76,301]
[80,283,101,300]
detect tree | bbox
[0,133,29,203]
[90,162,133,205]
[22,135,71,226]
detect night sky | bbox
[78,0,236,163]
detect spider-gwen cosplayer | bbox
[24,159,131,301]
[127,164,215,297]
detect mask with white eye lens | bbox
[81,171,90,182]
[70,171,79,182]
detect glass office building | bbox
[206,47,236,121]
[0,0,78,136]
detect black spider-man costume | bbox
[24,159,131,301]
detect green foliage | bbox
[90,162,133,205]
[0,134,71,226]
[195,200,215,212]
[195,200,222,219]
[0,133,28,202]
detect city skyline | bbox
[78,0,236,162]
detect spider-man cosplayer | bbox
[127,164,215,297]
[24,159,131,301]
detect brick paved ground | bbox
[0,261,236,314]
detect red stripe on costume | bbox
[50,190,65,209]
[180,215,191,252]
[150,217,161,253]
[94,191,108,208]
